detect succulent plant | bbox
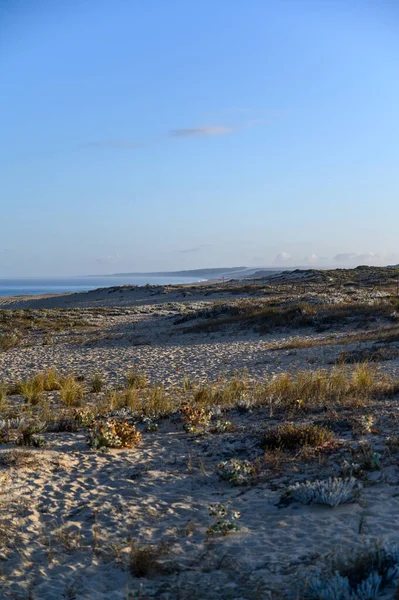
[305,541,399,599]
[217,458,255,485]
[288,477,358,507]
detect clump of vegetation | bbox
[126,370,147,389]
[210,420,236,434]
[87,419,142,450]
[107,385,174,417]
[180,364,393,415]
[107,387,140,412]
[0,385,7,411]
[9,368,63,403]
[0,449,42,469]
[263,423,334,451]
[0,417,46,447]
[91,374,104,393]
[130,542,170,577]
[39,367,62,391]
[338,344,399,364]
[0,331,21,352]
[13,377,44,405]
[181,403,212,433]
[288,477,358,507]
[16,419,46,447]
[217,458,256,485]
[143,417,158,432]
[46,415,80,433]
[206,502,241,537]
[193,375,249,408]
[305,541,399,599]
[182,376,196,392]
[256,363,394,412]
[182,294,399,335]
[59,376,84,406]
[73,407,96,427]
[341,443,382,477]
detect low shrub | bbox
[181,403,212,433]
[88,418,142,450]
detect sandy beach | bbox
[1,275,399,598]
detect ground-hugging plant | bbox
[206,502,241,536]
[217,458,256,485]
[210,420,236,433]
[306,570,382,600]
[288,477,358,507]
[87,418,142,450]
[72,407,96,427]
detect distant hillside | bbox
[255,266,399,286]
[103,267,248,279]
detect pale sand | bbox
[1,284,399,598]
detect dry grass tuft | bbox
[59,375,84,406]
[254,364,395,412]
[130,543,171,578]
[0,449,42,469]
[90,374,104,393]
[107,385,175,417]
[126,370,147,389]
[0,331,21,352]
[9,367,62,403]
[263,423,334,451]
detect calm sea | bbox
[0,276,202,297]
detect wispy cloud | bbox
[86,140,143,149]
[170,126,234,138]
[170,118,265,139]
[178,244,212,254]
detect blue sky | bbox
[1,0,399,275]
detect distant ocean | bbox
[0,276,202,298]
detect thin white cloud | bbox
[170,119,264,139]
[178,244,212,254]
[86,141,143,149]
[170,126,234,138]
